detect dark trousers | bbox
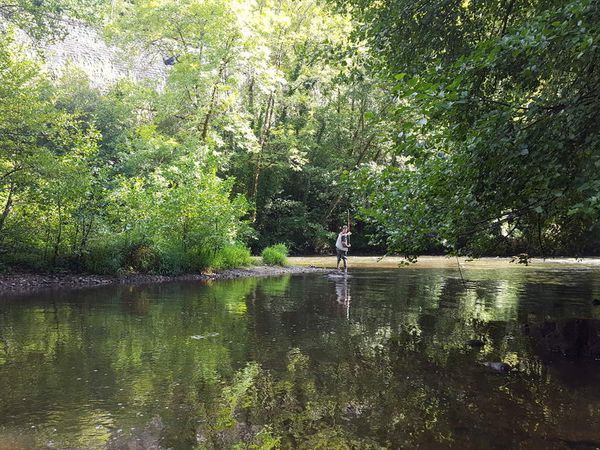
[336,248,348,268]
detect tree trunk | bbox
[201,70,222,141]
[78,214,94,258]
[499,0,516,36]
[250,94,276,222]
[248,76,255,129]
[51,201,63,267]
[0,182,14,237]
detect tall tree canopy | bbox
[0,0,598,273]
[0,0,393,274]
[107,0,394,252]
[339,0,600,257]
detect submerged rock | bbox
[197,421,262,447]
[592,298,600,306]
[107,416,165,450]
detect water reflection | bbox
[0,268,599,448]
[333,274,351,319]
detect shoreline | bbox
[289,255,600,269]
[0,265,329,296]
[2,255,600,296]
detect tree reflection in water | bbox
[0,268,599,448]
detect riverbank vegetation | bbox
[342,0,600,259]
[261,244,289,266]
[0,0,598,274]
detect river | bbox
[1,264,600,449]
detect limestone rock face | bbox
[15,18,167,90]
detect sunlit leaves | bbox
[343,0,600,256]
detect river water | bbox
[1,267,600,449]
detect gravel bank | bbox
[0,265,329,296]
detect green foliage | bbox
[0,32,105,268]
[0,30,249,274]
[3,0,596,268]
[342,0,600,257]
[124,244,160,273]
[0,0,110,40]
[1,0,396,267]
[256,197,336,254]
[212,244,253,270]
[107,0,394,254]
[261,244,288,266]
[81,239,126,275]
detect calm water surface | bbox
[1,267,600,449]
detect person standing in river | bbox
[335,225,352,271]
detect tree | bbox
[107,0,395,253]
[340,0,600,256]
[0,33,100,268]
[0,0,111,39]
[0,24,250,272]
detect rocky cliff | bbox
[20,18,167,90]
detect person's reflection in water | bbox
[335,275,351,319]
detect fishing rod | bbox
[347,209,350,246]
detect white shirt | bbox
[336,232,350,250]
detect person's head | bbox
[341,225,348,232]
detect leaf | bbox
[364,111,376,120]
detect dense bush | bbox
[0,32,254,275]
[124,244,159,273]
[261,244,288,266]
[212,244,253,270]
[81,239,127,275]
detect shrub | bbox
[155,246,187,275]
[82,239,127,275]
[212,244,253,269]
[155,244,212,275]
[261,244,288,266]
[125,244,160,273]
